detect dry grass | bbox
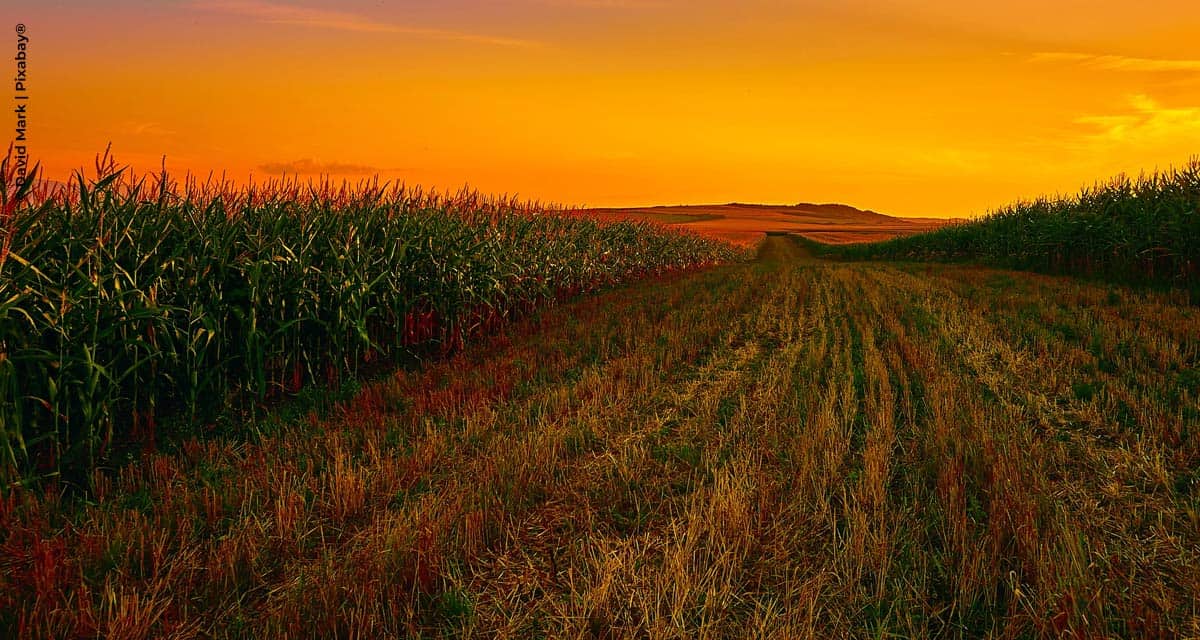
[2,236,1198,638]
[588,203,952,246]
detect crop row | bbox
[0,150,742,485]
[815,160,1200,289]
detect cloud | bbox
[192,0,538,47]
[258,158,381,176]
[1073,94,1200,144]
[121,121,177,137]
[1030,52,1200,72]
[540,0,668,6]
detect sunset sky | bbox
[11,1,1200,217]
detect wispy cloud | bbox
[1074,94,1200,144]
[121,121,177,137]
[1031,52,1200,72]
[258,158,381,176]
[192,0,538,47]
[540,0,668,7]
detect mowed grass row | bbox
[813,160,1200,291]
[3,236,1197,638]
[0,153,742,485]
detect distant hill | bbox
[588,203,952,245]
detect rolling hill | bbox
[588,202,954,245]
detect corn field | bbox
[817,160,1200,290]
[0,149,741,485]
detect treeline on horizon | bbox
[0,151,743,486]
[814,160,1200,293]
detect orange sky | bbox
[9,1,1200,217]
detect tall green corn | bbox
[0,150,743,486]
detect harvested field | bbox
[5,236,1197,638]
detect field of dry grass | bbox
[3,236,1198,638]
[588,203,953,245]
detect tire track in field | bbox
[456,242,814,636]
[504,260,824,639]
[458,250,806,633]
